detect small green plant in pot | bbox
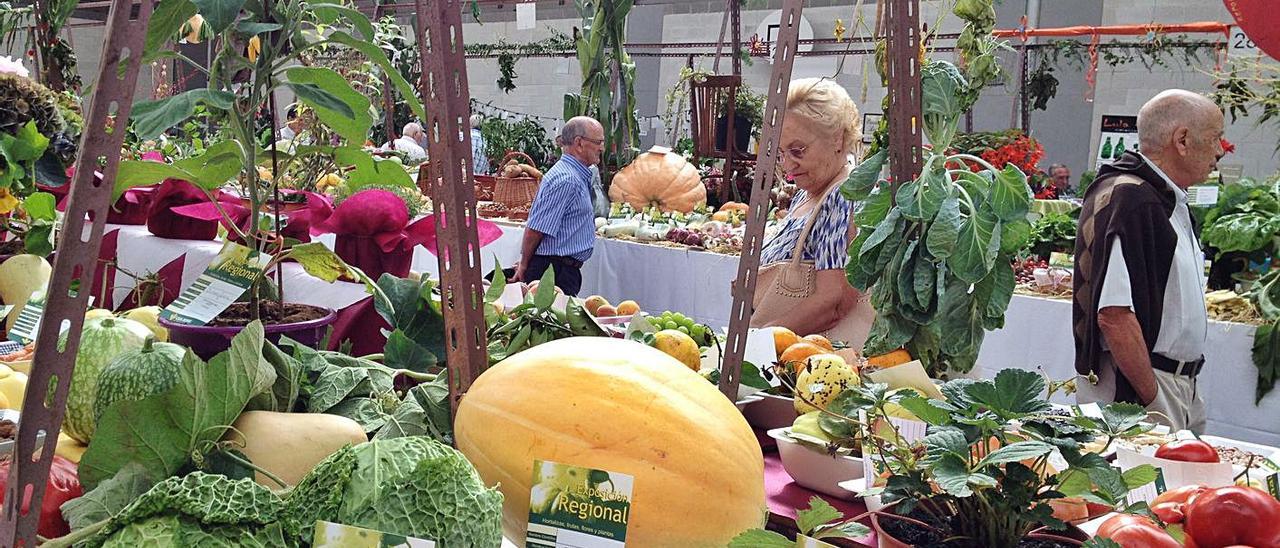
[112,0,423,353]
[819,370,1159,547]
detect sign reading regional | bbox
[526,460,634,548]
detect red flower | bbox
[1221,137,1235,154]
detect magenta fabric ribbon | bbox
[307,189,503,279]
[170,189,326,243]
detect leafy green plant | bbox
[484,266,606,366]
[564,0,638,185]
[1024,212,1078,260]
[714,84,767,138]
[0,189,58,256]
[825,370,1158,548]
[1200,177,1280,262]
[845,59,1033,375]
[729,497,869,546]
[478,115,557,170]
[113,0,424,320]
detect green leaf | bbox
[289,242,355,282]
[285,67,371,144]
[327,32,426,122]
[1253,321,1280,403]
[484,258,507,304]
[812,520,872,540]
[333,146,415,189]
[192,0,245,33]
[923,427,969,459]
[130,89,235,139]
[979,261,1016,320]
[248,340,305,412]
[310,3,375,40]
[856,185,893,229]
[900,396,954,426]
[796,496,843,534]
[860,209,903,257]
[948,207,1000,283]
[841,149,887,202]
[1121,464,1159,489]
[937,279,983,356]
[727,530,792,548]
[1203,213,1280,254]
[1083,539,1123,548]
[384,329,438,372]
[22,191,55,220]
[1099,402,1149,437]
[235,21,282,35]
[932,454,975,497]
[895,180,924,221]
[976,441,1054,468]
[79,322,275,489]
[1056,468,1093,497]
[1088,465,1129,503]
[534,266,557,310]
[144,0,197,61]
[912,252,938,311]
[919,168,953,221]
[1000,218,1033,255]
[988,164,1033,222]
[926,196,962,259]
[740,361,771,390]
[60,463,159,532]
[964,368,1050,418]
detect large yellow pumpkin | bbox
[608,146,707,213]
[455,337,766,547]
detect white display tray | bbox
[768,427,864,500]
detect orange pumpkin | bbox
[609,146,706,213]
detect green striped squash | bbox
[93,337,186,423]
[64,317,153,443]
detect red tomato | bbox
[1184,486,1280,548]
[0,456,83,538]
[1151,484,1209,524]
[1096,514,1181,548]
[1154,439,1220,463]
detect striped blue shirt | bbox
[526,153,596,262]
[470,128,490,175]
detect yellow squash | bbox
[223,411,368,487]
[455,337,766,547]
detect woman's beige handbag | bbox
[751,183,876,352]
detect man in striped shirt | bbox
[513,116,604,296]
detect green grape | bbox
[673,313,687,323]
[691,324,707,341]
[664,321,679,330]
[680,318,695,330]
[677,326,690,335]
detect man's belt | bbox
[1151,354,1204,377]
[538,255,584,269]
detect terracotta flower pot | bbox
[870,502,1086,548]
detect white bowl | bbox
[743,393,798,431]
[768,427,864,500]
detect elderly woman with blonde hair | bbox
[751,78,875,351]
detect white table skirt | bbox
[106,221,1278,445]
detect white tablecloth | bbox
[106,221,1279,445]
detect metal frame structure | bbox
[3,0,930,541]
[719,0,805,401]
[415,0,490,415]
[885,0,923,185]
[0,0,153,543]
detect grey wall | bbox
[46,0,1279,180]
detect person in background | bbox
[1073,89,1225,433]
[512,116,604,296]
[278,105,306,142]
[752,78,874,347]
[470,114,491,175]
[393,122,428,162]
[1049,163,1071,190]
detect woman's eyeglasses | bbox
[778,143,810,161]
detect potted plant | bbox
[816,370,1159,547]
[113,0,424,356]
[714,84,765,153]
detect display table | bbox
[759,430,875,546]
[99,221,1280,445]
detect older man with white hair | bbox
[392,122,428,161]
[1073,89,1225,433]
[513,116,604,296]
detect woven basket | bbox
[493,151,541,209]
[474,175,497,201]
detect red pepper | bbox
[0,456,83,538]
[1155,439,1220,463]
